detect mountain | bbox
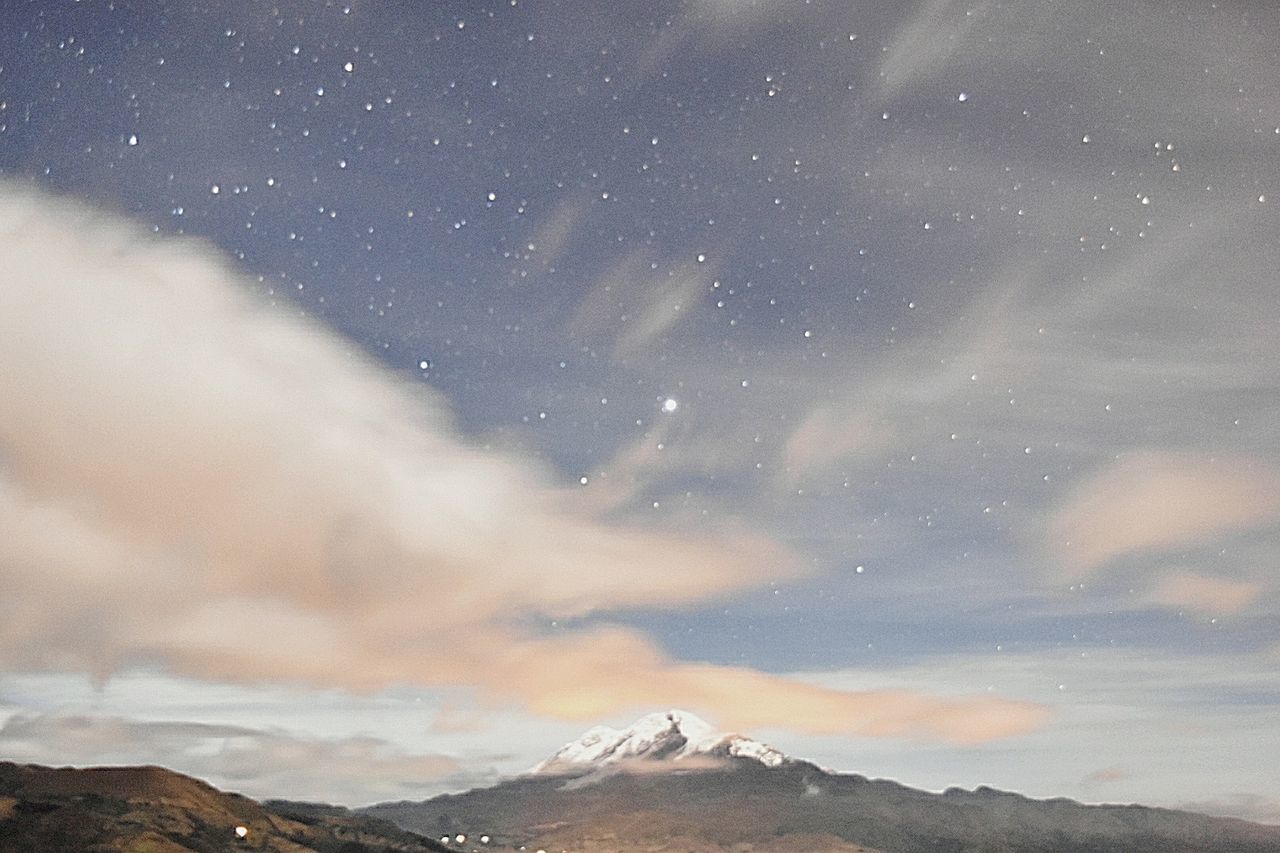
[0,760,448,852]
[9,717,1279,852]
[365,710,1280,853]
[531,709,790,774]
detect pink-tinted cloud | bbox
[781,406,892,482]
[460,626,1049,745]
[1047,451,1280,576]
[1147,571,1263,616]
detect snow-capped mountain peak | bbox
[712,733,790,767]
[531,710,790,774]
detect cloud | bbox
[781,407,892,483]
[793,648,1280,820]
[553,754,735,788]
[0,183,1040,743]
[524,194,590,273]
[1082,766,1130,786]
[623,0,807,82]
[1047,452,1280,577]
[466,626,1048,745]
[1146,571,1263,616]
[876,0,1004,101]
[428,702,490,735]
[1176,794,1280,828]
[0,712,463,805]
[569,249,714,361]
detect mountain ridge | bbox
[363,711,1280,853]
[0,760,448,852]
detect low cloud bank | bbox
[0,711,466,804]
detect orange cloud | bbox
[1047,451,1280,576]
[0,184,1044,745]
[431,627,1047,745]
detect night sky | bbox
[2,0,1279,820]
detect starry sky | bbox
[2,0,1280,821]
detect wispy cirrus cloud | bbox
[569,249,717,362]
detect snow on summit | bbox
[532,710,790,774]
